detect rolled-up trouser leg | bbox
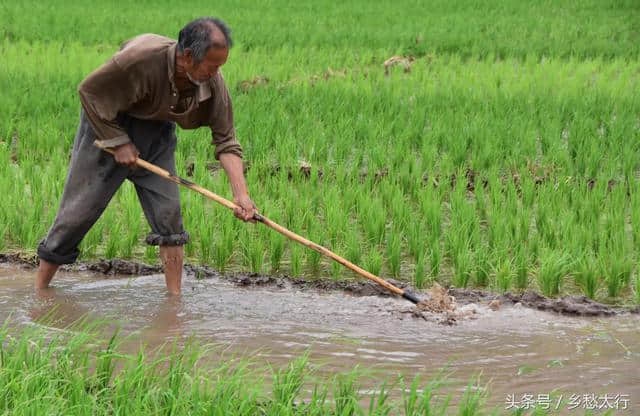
[37,111,130,264]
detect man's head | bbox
[176,17,233,82]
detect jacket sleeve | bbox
[209,72,243,160]
[78,58,142,148]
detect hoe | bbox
[97,142,422,305]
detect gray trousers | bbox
[37,110,190,265]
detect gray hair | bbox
[177,17,233,64]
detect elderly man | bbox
[36,17,256,294]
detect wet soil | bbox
[1,258,639,412]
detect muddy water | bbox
[1,264,638,412]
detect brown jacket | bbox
[78,34,242,159]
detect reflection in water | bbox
[29,284,187,348]
[0,264,638,410]
[30,287,91,328]
[140,294,186,346]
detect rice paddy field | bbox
[1,0,640,303]
[1,0,640,413]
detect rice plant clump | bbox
[0,322,492,415]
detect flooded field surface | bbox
[1,263,638,412]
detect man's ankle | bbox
[160,246,184,295]
[35,258,59,289]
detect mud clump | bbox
[488,299,502,311]
[230,273,281,287]
[500,292,618,316]
[405,283,478,326]
[0,252,38,267]
[232,272,403,297]
[383,55,415,76]
[236,75,269,94]
[297,278,404,297]
[83,259,161,275]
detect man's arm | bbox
[209,71,256,221]
[219,153,256,222]
[78,58,141,167]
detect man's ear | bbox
[182,48,194,66]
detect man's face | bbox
[185,47,229,82]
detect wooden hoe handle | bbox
[95,142,421,304]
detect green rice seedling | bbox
[144,245,157,264]
[198,222,213,265]
[473,245,491,287]
[449,182,479,251]
[536,250,570,297]
[486,210,509,253]
[428,239,442,279]
[457,377,488,416]
[360,197,386,246]
[493,258,515,293]
[631,187,640,247]
[332,372,361,415]
[213,229,235,273]
[304,223,324,275]
[365,248,383,276]
[406,219,425,260]
[390,191,411,230]
[529,234,540,263]
[324,190,347,244]
[413,253,427,289]
[345,227,362,265]
[306,247,323,275]
[210,214,235,272]
[474,180,488,223]
[269,232,284,273]
[514,247,530,290]
[268,355,307,413]
[402,374,450,416]
[184,234,196,257]
[445,226,467,264]
[290,244,302,277]
[119,230,139,259]
[367,381,392,415]
[517,206,532,243]
[386,228,402,278]
[244,233,265,274]
[331,255,343,279]
[535,201,556,249]
[104,223,120,260]
[575,255,599,300]
[0,223,6,252]
[452,249,473,288]
[80,220,105,259]
[520,174,536,209]
[634,271,640,305]
[600,255,633,299]
[421,191,442,241]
